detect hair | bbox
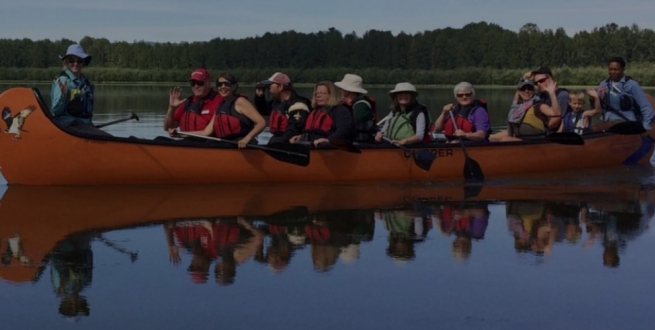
[389,92,418,112]
[311,81,341,108]
[216,73,239,91]
[608,56,626,69]
[453,82,476,98]
[568,90,585,102]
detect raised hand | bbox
[586,88,599,99]
[169,87,185,108]
[57,79,67,95]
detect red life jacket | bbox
[212,95,254,140]
[179,90,219,131]
[304,224,331,244]
[304,107,335,138]
[440,206,471,234]
[268,91,312,136]
[443,100,488,140]
[213,222,241,253]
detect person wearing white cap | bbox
[260,72,311,144]
[50,43,111,136]
[375,82,430,145]
[335,74,377,143]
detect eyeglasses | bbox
[67,58,84,65]
[189,80,205,87]
[535,77,549,85]
[216,81,233,87]
[456,93,472,98]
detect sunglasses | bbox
[456,93,472,98]
[189,80,205,87]
[216,81,233,87]
[519,86,534,92]
[67,58,84,64]
[535,77,549,84]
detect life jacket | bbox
[179,90,219,131]
[212,94,254,140]
[443,100,488,141]
[599,76,643,122]
[440,206,471,234]
[562,110,592,135]
[213,222,241,255]
[303,106,336,140]
[57,71,94,119]
[387,102,430,142]
[346,95,378,142]
[304,224,331,244]
[510,102,549,137]
[268,91,311,136]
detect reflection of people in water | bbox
[214,217,264,286]
[376,206,432,261]
[50,233,94,319]
[436,202,489,260]
[165,220,216,284]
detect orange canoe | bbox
[0,87,651,185]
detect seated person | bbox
[490,77,539,142]
[432,82,490,143]
[375,82,430,145]
[558,89,600,135]
[290,81,354,147]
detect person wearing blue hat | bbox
[50,44,111,136]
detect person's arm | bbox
[627,81,654,130]
[164,87,185,131]
[327,106,355,140]
[466,108,490,141]
[254,90,270,116]
[50,77,69,116]
[433,103,453,132]
[583,88,601,118]
[395,112,425,145]
[281,102,310,140]
[235,97,266,148]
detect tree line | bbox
[1,22,655,86]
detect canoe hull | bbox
[0,87,651,185]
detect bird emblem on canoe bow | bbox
[2,105,35,140]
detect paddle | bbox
[448,111,484,181]
[604,121,647,135]
[180,132,310,167]
[545,132,585,145]
[382,137,435,171]
[302,138,361,153]
[95,112,139,128]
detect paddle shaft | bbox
[95,112,139,128]
[448,111,472,159]
[180,132,308,158]
[382,137,411,151]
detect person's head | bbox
[335,74,367,102]
[215,256,236,286]
[531,66,554,91]
[187,251,211,284]
[389,82,418,110]
[453,82,475,106]
[261,72,292,100]
[517,78,536,102]
[568,90,586,113]
[60,44,91,75]
[58,294,90,318]
[452,235,472,260]
[608,57,626,82]
[603,243,620,268]
[266,234,292,273]
[188,68,212,98]
[216,73,238,98]
[310,243,340,272]
[386,236,416,261]
[311,81,341,108]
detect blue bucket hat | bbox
[59,44,91,64]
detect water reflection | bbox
[1,179,655,324]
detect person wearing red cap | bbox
[260,72,311,144]
[164,68,223,135]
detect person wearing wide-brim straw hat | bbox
[50,43,111,136]
[375,82,431,145]
[335,74,377,143]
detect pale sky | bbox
[1,0,654,43]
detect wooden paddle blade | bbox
[329,139,361,153]
[264,143,310,167]
[545,132,585,145]
[463,158,484,181]
[413,150,436,171]
[606,121,647,135]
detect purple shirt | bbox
[469,106,491,139]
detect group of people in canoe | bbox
[49,43,655,150]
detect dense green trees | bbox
[1,22,655,85]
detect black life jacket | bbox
[212,94,253,140]
[346,95,378,142]
[268,91,311,136]
[389,101,431,143]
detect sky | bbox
[1,0,654,43]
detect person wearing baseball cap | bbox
[489,77,540,142]
[50,43,112,136]
[164,68,223,136]
[260,72,311,144]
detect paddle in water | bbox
[95,112,139,128]
[382,137,435,171]
[179,132,310,167]
[448,111,484,181]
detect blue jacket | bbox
[51,70,95,127]
[597,75,654,130]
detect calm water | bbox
[2,83,655,329]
